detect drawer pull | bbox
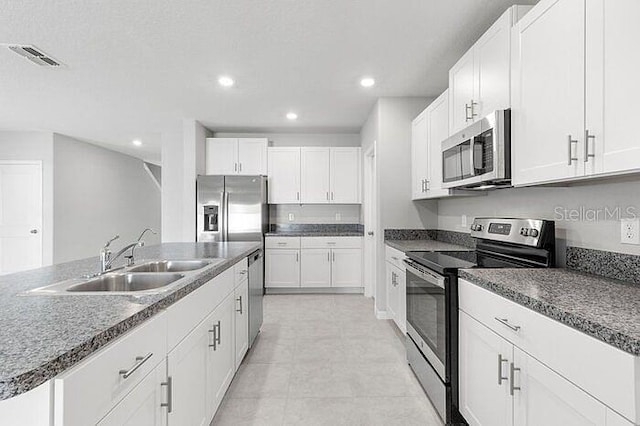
[510,362,521,396]
[498,354,509,385]
[208,326,217,349]
[161,376,173,413]
[215,320,222,345]
[495,317,521,332]
[327,242,337,245]
[277,242,287,246]
[239,270,248,275]
[119,352,153,379]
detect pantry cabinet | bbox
[267,147,301,204]
[206,138,268,175]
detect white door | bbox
[0,162,42,274]
[331,248,362,288]
[205,138,238,175]
[513,347,607,426]
[167,319,209,426]
[330,147,361,203]
[459,312,513,426]
[265,249,300,288]
[511,0,585,186]
[449,49,476,134]
[300,249,332,288]
[386,264,399,323]
[426,91,450,198]
[234,281,249,369]
[300,147,330,203]
[362,145,377,299]
[411,109,429,200]
[267,148,300,204]
[97,360,167,426]
[207,293,236,418]
[586,0,640,176]
[237,138,267,175]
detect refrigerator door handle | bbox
[222,191,229,241]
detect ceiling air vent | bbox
[7,44,63,67]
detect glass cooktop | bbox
[406,250,477,274]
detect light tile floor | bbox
[212,294,444,426]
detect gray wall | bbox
[0,131,54,265]
[438,178,640,259]
[53,134,161,263]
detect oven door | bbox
[404,260,447,381]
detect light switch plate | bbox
[621,218,640,245]
[335,213,341,221]
[288,213,295,222]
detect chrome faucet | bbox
[100,235,120,273]
[125,228,157,266]
[102,242,144,272]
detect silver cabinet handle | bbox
[498,354,509,385]
[30,229,38,234]
[326,192,329,201]
[277,242,287,246]
[236,295,243,314]
[332,252,335,262]
[215,320,221,345]
[391,256,399,261]
[208,325,217,349]
[234,163,238,172]
[327,252,330,262]
[470,99,478,119]
[391,271,396,286]
[119,353,153,379]
[426,180,430,191]
[510,362,521,396]
[161,376,173,413]
[331,192,334,201]
[584,129,596,163]
[567,135,578,165]
[296,191,300,201]
[367,231,374,236]
[465,103,471,122]
[239,269,247,275]
[239,162,242,172]
[296,252,299,262]
[495,317,521,332]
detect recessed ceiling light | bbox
[360,77,375,88]
[132,139,142,147]
[286,112,298,120]
[218,76,235,87]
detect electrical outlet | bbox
[288,213,295,222]
[335,213,341,221]
[621,218,640,244]
[461,215,467,228]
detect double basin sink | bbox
[28,259,221,295]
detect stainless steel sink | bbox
[127,259,211,273]
[66,272,185,293]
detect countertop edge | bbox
[458,270,640,356]
[265,232,364,237]
[0,243,261,400]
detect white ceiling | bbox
[0,0,536,162]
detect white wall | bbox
[0,131,54,266]
[438,178,640,260]
[53,134,161,263]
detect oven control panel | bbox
[470,217,552,247]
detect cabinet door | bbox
[513,347,606,426]
[459,312,513,426]
[512,0,585,186]
[234,281,249,370]
[206,138,238,175]
[330,147,361,203]
[265,249,300,288]
[300,249,332,288]
[237,138,268,175]
[426,90,450,198]
[97,360,168,426]
[267,147,300,204]
[586,0,640,176]
[474,9,512,119]
[386,263,399,323]
[207,293,236,419]
[395,267,406,333]
[300,147,331,203]
[411,109,429,200]
[331,248,362,287]
[449,49,476,134]
[167,319,210,426]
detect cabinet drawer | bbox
[234,258,248,286]
[265,236,301,249]
[166,266,235,350]
[385,246,406,269]
[54,311,168,426]
[459,279,640,423]
[300,236,362,249]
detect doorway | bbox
[0,161,43,274]
[363,143,377,299]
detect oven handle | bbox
[403,259,446,289]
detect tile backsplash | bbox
[269,204,361,225]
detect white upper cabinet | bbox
[267,147,301,204]
[512,0,586,186]
[411,90,452,200]
[300,147,331,203]
[205,138,268,175]
[449,6,530,134]
[330,147,361,204]
[586,0,640,176]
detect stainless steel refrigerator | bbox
[196,175,267,347]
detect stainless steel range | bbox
[404,218,555,424]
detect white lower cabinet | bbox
[331,248,362,287]
[265,248,300,288]
[301,249,332,287]
[97,360,168,426]
[385,246,406,333]
[234,279,249,369]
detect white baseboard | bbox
[376,309,392,320]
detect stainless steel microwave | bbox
[441,109,511,190]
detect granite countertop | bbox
[459,268,640,356]
[0,241,261,400]
[385,239,471,253]
[265,231,364,237]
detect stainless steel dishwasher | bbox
[247,249,263,347]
